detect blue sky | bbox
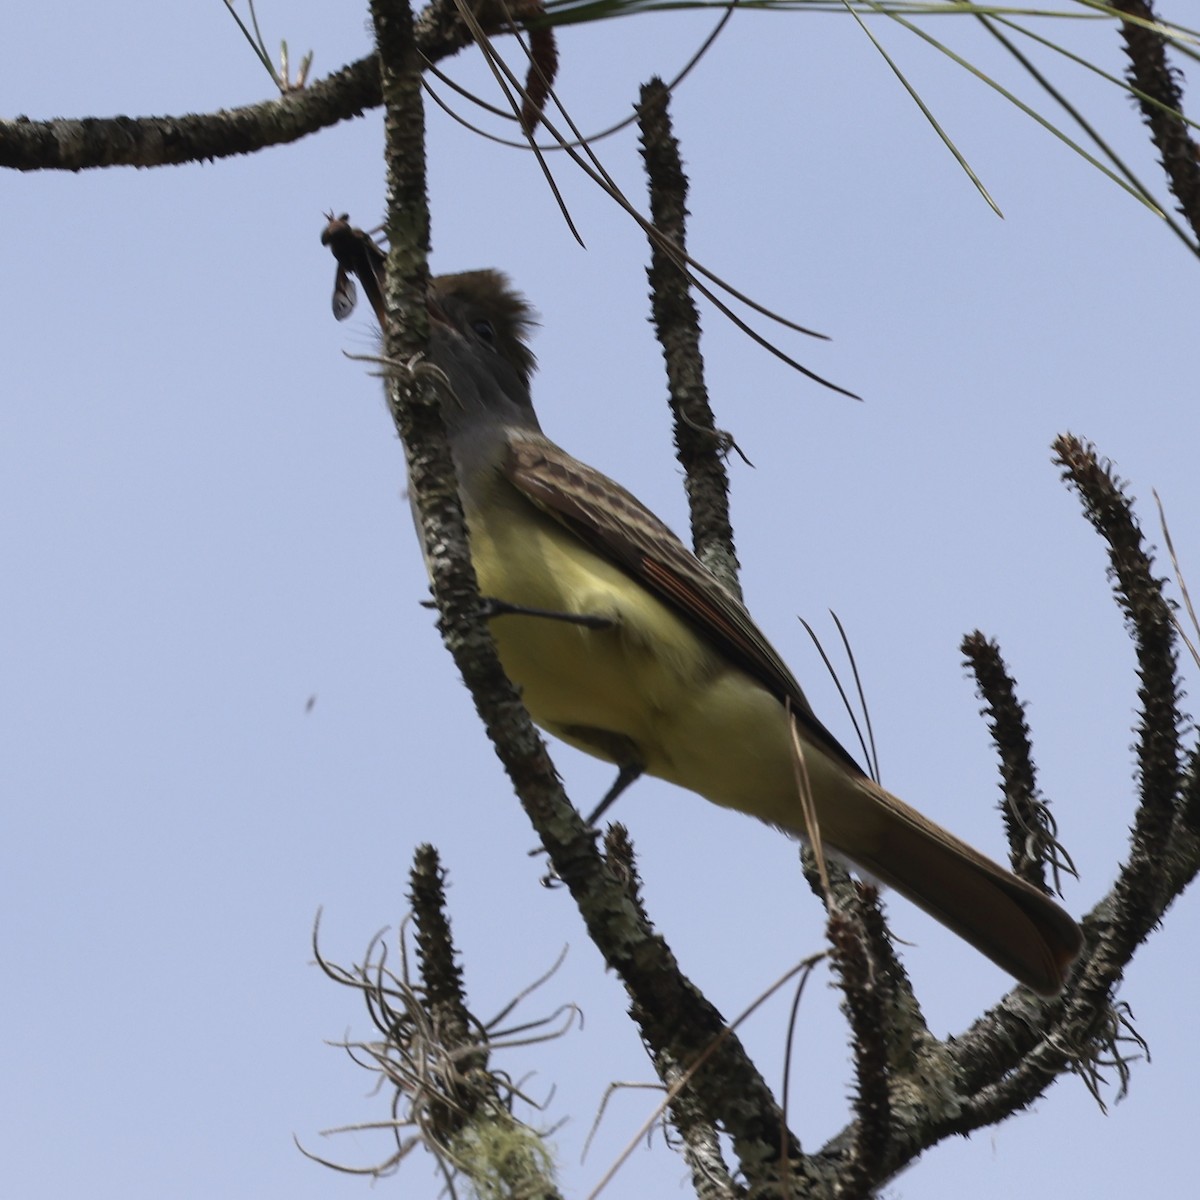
[3,3,1199,1196]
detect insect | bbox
[320,212,387,327]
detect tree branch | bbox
[637,76,742,598]
[962,631,1075,892]
[0,2,478,172]
[1112,0,1200,238]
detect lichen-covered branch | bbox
[962,632,1075,892]
[0,1,474,172]
[827,905,892,1197]
[308,848,564,1194]
[637,76,742,598]
[1053,435,1183,934]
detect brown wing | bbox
[504,436,865,776]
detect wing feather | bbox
[504,437,864,776]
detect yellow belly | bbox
[463,482,804,826]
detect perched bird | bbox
[416,268,1081,994]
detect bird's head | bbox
[428,270,538,393]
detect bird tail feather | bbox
[820,773,1081,995]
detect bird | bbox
[411,267,1081,995]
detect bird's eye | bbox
[471,318,496,343]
